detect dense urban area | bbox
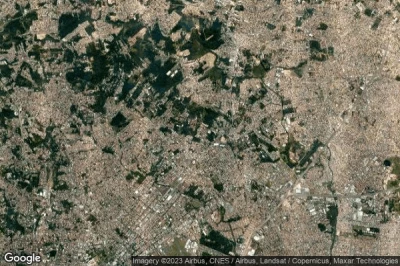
[1,0,400,264]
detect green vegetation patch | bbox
[200,229,235,255]
[86,246,116,264]
[184,184,206,202]
[185,199,203,212]
[388,198,400,213]
[387,179,400,189]
[387,157,400,176]
[279,135,303,168]
[125,170,146,184]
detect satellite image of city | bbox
[1,0,400,265]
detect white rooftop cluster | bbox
[167,69,179,78]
